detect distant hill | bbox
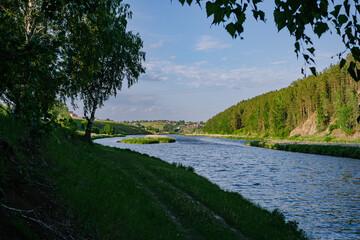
[203,56,360,138]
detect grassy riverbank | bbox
[119,135,176,144]
[0,115,307,239]
[246,141,360,159]
[186,133,360,144]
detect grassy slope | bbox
[72,118,150,135]
[1,115,307,239]
[46,130,306,240]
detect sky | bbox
[69,0,345,122]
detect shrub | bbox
[58,118,77,132]
[80,120,88,130]
[92,126,100,134]
[102,124,115,135]
[328,124,339,133]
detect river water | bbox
[95,135,360,240]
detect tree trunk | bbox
[84,104,97,142]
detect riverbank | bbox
[245,140,360,159]
[186,133,360,159]
[185,133,360,144]
[0,116,307,239]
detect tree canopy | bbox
[65,0,145,141]
[177,0,360,81]
[203,56,360,137]
[0,0,145,139]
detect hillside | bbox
[72,118,150,135]
[203,56,360,139]
[0,113,306,239]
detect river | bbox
[95,135,360,240]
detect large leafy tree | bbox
[0,0,100,134]
[0,0,66,133]
[65,0,145,141]
[177,0,360,81]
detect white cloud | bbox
[195,35,231,51]
[149,40,164,49]
[144,59,300,91]
[170,56,176,59]
[271,60,287,65]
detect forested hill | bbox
[203,57,360,137]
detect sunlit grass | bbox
[119,135,176,144]
[247,141,360,159]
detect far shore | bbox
[184,133,360,147]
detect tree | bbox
[0,0,67,134]
[177,0,360,81]
[101,124,115,135]
[163,123,175,132]
[0,0,109,136]
[230,111,242,131]
[66,0,145,141]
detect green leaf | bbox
[348,62,358,81]
[225,23,236,38]
[273,10,286,31]
[310,67,317,76]
[205,2,216,18]
[338,14,348,25]
[339,58,346,69]
[330,5,341,18]
[351,47,360,61]
[307,47,315,55]
[314,22,328,37]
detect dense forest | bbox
[203,56,360,137]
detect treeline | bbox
[203,56,360,137]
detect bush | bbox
[58,118,77,132]
[92,126,100,134]
[102,124,115,135]
[80,120,88,130]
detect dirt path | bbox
[114,155,247,240]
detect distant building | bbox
[69,111,82,119]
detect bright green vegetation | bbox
[73,118,150,135]
[1,114,307,239]
[246,141,360,159]
[120,136,176,144]
[91,134,125,140]
[203,56,360,139]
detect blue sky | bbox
[70,0,344,122]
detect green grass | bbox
[1,114,307,239]
[45,131,306,239]
[91,134,125,140]
[247,141,360,159]
[119,136,176,144]
[140,121,165,131]
[189,132,360,144]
